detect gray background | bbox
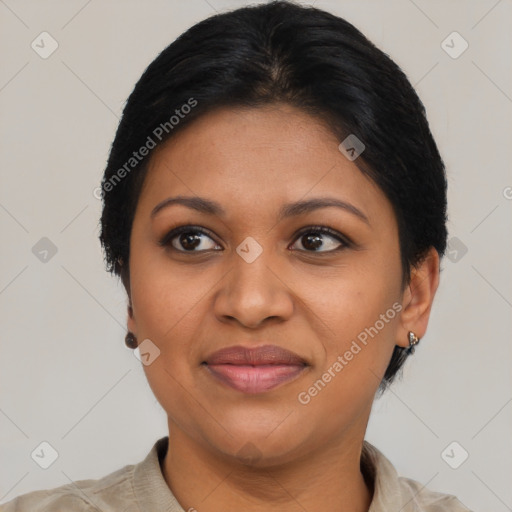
[1,1,511,510]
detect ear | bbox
[120,262,137,335]
[127,300,137,335]
[396,247,440,348]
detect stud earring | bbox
[407,331,420,354]
[125,331,138,349]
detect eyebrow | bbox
[151,195,370,225]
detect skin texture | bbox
[126,103,440,511]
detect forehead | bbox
[137,104,393,227]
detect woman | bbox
[3,1,473,510]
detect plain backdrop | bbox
[1,1,511,511]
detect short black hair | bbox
[99,0,447,394]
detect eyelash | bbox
[158,224,352,255]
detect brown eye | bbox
[160,226,221,253]
[290,226,349,253]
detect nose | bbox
[213,248,294,329]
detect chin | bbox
[207,425,309,469]
[229,440,302,469]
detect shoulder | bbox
[362,440,473,512]
[397,476,473,511]
[1,464,137,512]
[1,489,92,512]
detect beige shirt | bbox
[1,437,472,511]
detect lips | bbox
[203,345,308,393]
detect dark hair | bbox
[99,0,447,394]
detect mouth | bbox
[202,345,309,394]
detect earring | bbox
[125,331,138,349]
[407,331,420,354]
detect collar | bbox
[132,436,419,511]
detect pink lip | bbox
[203,345,308,393]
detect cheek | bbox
[131,262,209,430]
[295,292,400,431]
[295,256,401,339]
[295,259,402,396]
[129,243,210,344]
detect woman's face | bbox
[128,104,410,465]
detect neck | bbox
[162,426,373,512]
